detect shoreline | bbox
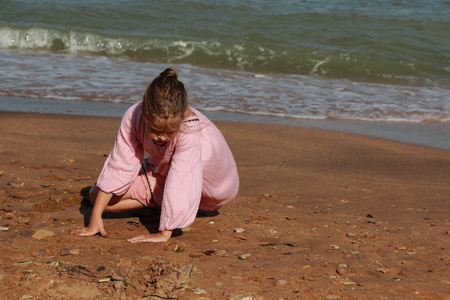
[1,95,449,150]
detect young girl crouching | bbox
[70,68,239,243]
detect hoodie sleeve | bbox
[158,125,203,231]
[96,104,144,195]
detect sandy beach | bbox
[1,111,449,299]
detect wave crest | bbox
[0,25,447,87]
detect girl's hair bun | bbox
[160,68,178,79]
[142,67,188,122]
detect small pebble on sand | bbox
[239,253,252,260]
[275,279,288,286]
[376,268,389,273]
[181,227,192,232]
[395,246,407,250]
[32,229,55,240]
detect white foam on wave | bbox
[0,26,137,55]
[0,26,274,72]
[0,27,53,48]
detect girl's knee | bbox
[89,185,100,205]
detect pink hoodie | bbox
[96,102,239,231]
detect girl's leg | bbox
[89,185,144,213]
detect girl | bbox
[70,68,239,243]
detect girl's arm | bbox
[70,190,113,237]
[96,103,144,196]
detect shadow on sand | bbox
[77,186,220,239]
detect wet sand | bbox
[1,111,449,299]
[2,95,450,150]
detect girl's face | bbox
[145,117,181,145]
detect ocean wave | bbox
[0,25,448,88]
[1,48,448,124]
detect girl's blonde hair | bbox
[142,68,188,130]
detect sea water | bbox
[0,0,449,123]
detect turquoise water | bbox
[0,0,449,122]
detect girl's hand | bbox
[70,189,112,238]
[70,218,108,237]
[127,230,172,243]
[70,226,108,237]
